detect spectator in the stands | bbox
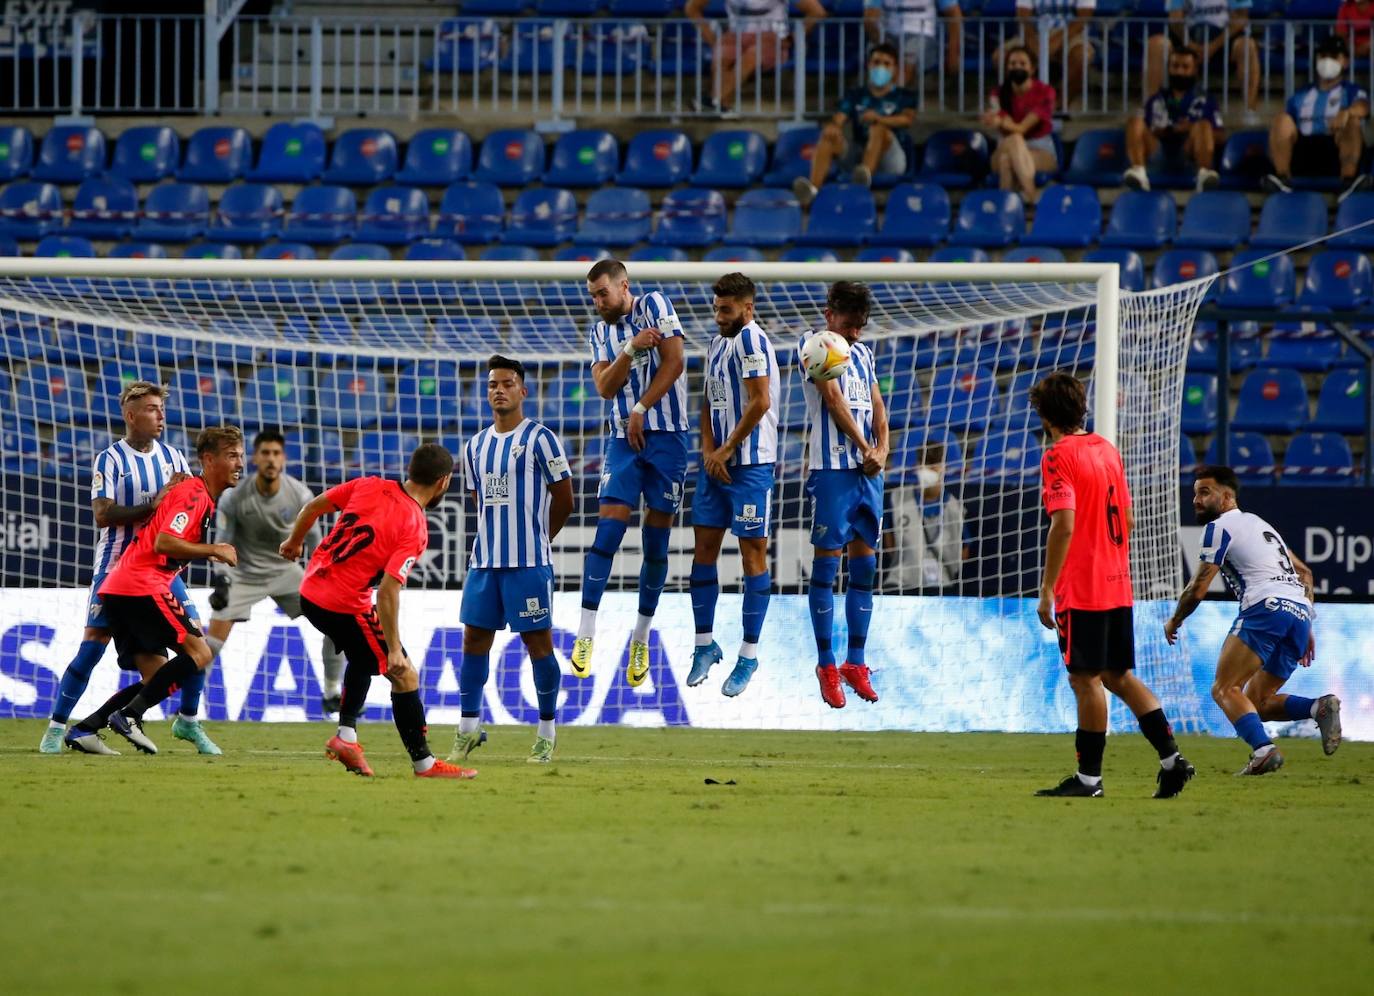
[1147,0,1262,122]
[1264,34,1370,201]
[1124,47,1222,193]
[1336,0,1374,58]
[863,0,963,82]
[1009,0,1095,107]
[982,45,1058,204]
[883,441,970,593]
[687,0,827,116]
[793,43,917,206]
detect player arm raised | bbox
[591,328,664,399]
[279,492,340,561]
[625,334,686,451]
[1163,560,1220,644]
[92,472,189,529]
[1036,509,1075,630]
[154,529,236,567]
[705,375,771,484]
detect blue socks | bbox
[809,556,841,668]
[178,666,206,718]
[50,639,106,723]
[580,516,628,611]
[1283,695,1316,721]
[846,554,876,667]
[638,524,671,619]
[459,652,490,716]
[742,571,772,647]
[690,561,719,639]
[1233,712,1273,752]
[531,654,560,721]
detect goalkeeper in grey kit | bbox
[206,429,345,713]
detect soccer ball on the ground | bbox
[801,330,851,382]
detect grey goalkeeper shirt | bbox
[216,472,321,583]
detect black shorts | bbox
[1293,135,1343,178]
[1055,606,1135,673]
[300,595,395,676]
[102,592,202,670]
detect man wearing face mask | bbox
[1123,47,1223,193]
[793,42,916,207]
[883,441,970,594]
[1264,34,1371,201]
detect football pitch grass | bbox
[3,721,1371,995]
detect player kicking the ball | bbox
[573,258,689,688]
[1165,465,1340,774]
[1029,373,1194,799]
[284,442,474,780]
[798,282,889,708]
[451,356,575,765]
[687,272,779,698]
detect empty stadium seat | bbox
[1100,190,1175,249]
[629,245,687,262]
[704,246,765,263]
[184,243,242,260]
[1250,191,1328,251]
[927,364,999,431]
[109,126,180,182]
[32,126,105,183]
[1232,367,1309,432]
[241,366,312,427]
[1180,372,1218,432]
[797,184,875,247]
[1266,333,1343,371]
[1153,248,1220,290]
[1180,432,1198,474]
[500,187,578,246]
[691,130,768,188]
[762,126,826,187]
[1299,250,1373,309]
[1002,246,1065,263]
[916,129,989,188]
[14,362,90,424]
[135,183,210,242]
[395,128,472,185]
[434,181,505,243]
[35,235,95,257]
[1204,431,1276,485]
[392,360,462,431]
[1311,370,1368,432]
[208,183,284,243]
[0,181,62,240]
[0,126,34,181]
[107,240,169,259]
[351,431,420,477]
[1026,184,1100,248]
[1218,130,1271,190]
[67,177,139,239]
[722,188,801,247]
[0,234,17,257]
[872,182,949,247]
[323,128,399,185]
[539,368,603,431]
[949,190,1024,247]
[574,186,651,246]
[405,239,466,261]
[856,247,915,263]
[475,129,544,186]
[1174,191,1251,250]
[356,186,431,244]
[169,366,239,427]
[1327,192,1374,250]
[331,243,390,262]
[426,17,500,73]
[617,129,693,187]
[1083,248,1146,291]
[1218,250,1295,308]
[284,186,357,243]
[543,129,620,187]
[178,126,252,182]
[257,241,316,260]
[929,246,990,263]
[318,368,384,430]
[249,122,326,182]
[651,188,726,247]
[1062,128,1128,186]
[1281,432,1355,486]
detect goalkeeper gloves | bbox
[209,574,231,611]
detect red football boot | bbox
[839,663,879,703]
[416,758,478,779]
[324,735,374,777]
[816,665,846,709]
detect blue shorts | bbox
[690,463,775,538]
[806,469,884,550]
[1231,598,1313,681]
[599,431,690,515]
[460,565,555,633]
[87,572,199,630]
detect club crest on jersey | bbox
[168,511,190,535]
[519,597,548,619]
[510,444,525,459]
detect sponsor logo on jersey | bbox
[547,455,570,476]
[483,473,511,504]
[742,352,769,374]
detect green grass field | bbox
[3,720,1370,995]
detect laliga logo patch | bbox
[92,471,104,491]
[398,557,416,581]
[169,511,190,535]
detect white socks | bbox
[694,633,713,648]
[577,608,597,641]
[335,726,358,744]
[739,641,758,660]
[459,716,480,735]
[1076,772,1102,786]
[413,755,435,773]
[1161,752,1180,770]
[632,613,653,645]
[537,719,556,741]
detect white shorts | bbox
[210,565,308,622]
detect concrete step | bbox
[251,28,428,65]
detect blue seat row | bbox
[1179,368,1368,434]
[1182,430,1361,487]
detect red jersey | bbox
[1008,80,1055,140]
[300,476,430,615]
[1040,432,1133,611]
[99,477,217,596]
[1338,2,1374,49]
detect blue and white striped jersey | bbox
[864,0,960,41]
[705,321,779,466]
[1286,82,1370,137]
[726,0,790,34]
[587,290,690,437]
[796,330,880,472]
[1165,0,1250,32]
[1199,508,1308,612]
[1016,0,1096,31]
[90,437,191,576]
[463,419,572,569]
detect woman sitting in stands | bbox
[981,45,1058,205]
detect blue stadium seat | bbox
[66,177,139,239]
[35,235,95,257]
[51,427,101,477]
[1204,431,1276,486]
[1027,184,1100,248]
[395,128,472,185]
[1281,431,1355,486]
[405,239,467,261]
[973,424,1042,482]
[872,182,949,247]
[1218,130,1271,190]
[0,234,16,256]
[209,183,284,243]
[498,19,576,74]
[1100,190,1175,249]
[1327,192,1374,249]
[691,130,769,188]
[553,246,609,265]
[779,247,838,263]
[107,240,169,259]
[184,242,243,260]
[1232,367,1309,432]
[1266,334,1343,372]
[722,188,801,247]
[1180,432,1198,474]
[356,186,431,244]
[608,0,673,13]
[1083,248,1146,291]
[436,181,505,243]
[0,126,34,181]
[927,364,999,431]
[574,186,650,246]
[501,187,579,246]
[617,129,693,187]
[1152,248,1220,290]
[426,17,500,73]
[32,126,105,183]
[629,245,688,262]
[653,21,707,75]
[1218,250,1295,308]
[856,247,915,263]
[543,129,620,187]
[916,129,989,188]
[392,360,462,431]
[318,368,384,430]
[109,126,179,183]
[249,122,326,183]
[929,246,989,263]
[482,245,539,261]
[135,183,210,242]
[1180,372,1218,432]
[1174,191,1251,250]
[257,241,316,260]
[704,246,765,263]
[1062,128,1128,186]
[169,366,239,428]
[1250,191,1327,251]
[1002,246,1065,263]
[284,186,357,244]
[762,126,826,187]
[0,181,62,239]
[351,431,420,477]
[539,368,603,431]
[798,184,875,247]
[14,362,89,424]
[241,366,312,427]
[948,190,1024,248]
[179,126,252,182]
[94,359,161,417]
[323,129,399,185]
[1311,370,1368,432]
[1299,250,1372,309]
[651,188,726,247]
[474,129,544,186]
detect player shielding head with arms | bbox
[1165,466,1340,774]
[284,442,474,779]
[1029,372,1193,799]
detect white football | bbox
[801,330,852,382]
